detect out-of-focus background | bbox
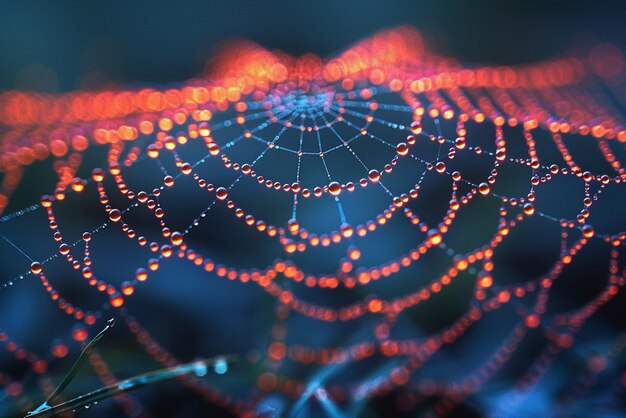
[1,0,625,92]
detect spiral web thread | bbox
[0,28,626,416]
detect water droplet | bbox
[478,182,491,196]
[368,170,380,183]
[328,182,342,196]
[30,261,42,275]
[396,142,409,156]
[109,209,122,222]
[214,357,228,375]
[216,187,228,200]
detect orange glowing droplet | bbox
[216,187,228,200]
[52,342,69,358]
[340,223,354,238]
[348,245,361,260]
[410,121,422,135]
[121,281,135,296]
[40,194,54,208]
[30,261,42,275]
[523,203,535,216]
[72,325,88,342]
[268,342,286,361]
[287,219,300,234]
[582,225,595,238]
[368,170,381,183]
[170,231,183,246]
[525,314,541,328]
[136,268,148,282]
[396,142,409,156]
[71,178,85,192]
[328,182,342,196]
[478,182,491,196]
[109,209,122,222]
[91,168,105,182]
[479,275,493,288]
[368,299,383,313]
[427,229,442,246]
[110,294,124,308]
[147,144,160,158]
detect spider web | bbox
[0,28,625,417]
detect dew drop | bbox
[396,142,409,156]
[427,229,442,246]
[368,170,381,183]
[170,231,183,246]
[109,209,122,222]
[328,182,342,196]
[523,203,535,216]
[216,187,228,200]
[30,261,42,275]
[582,225,595,238]
[478,182,491,196]
[136,268,148,282]
[91,168,105,182]
[214,357,228,375]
